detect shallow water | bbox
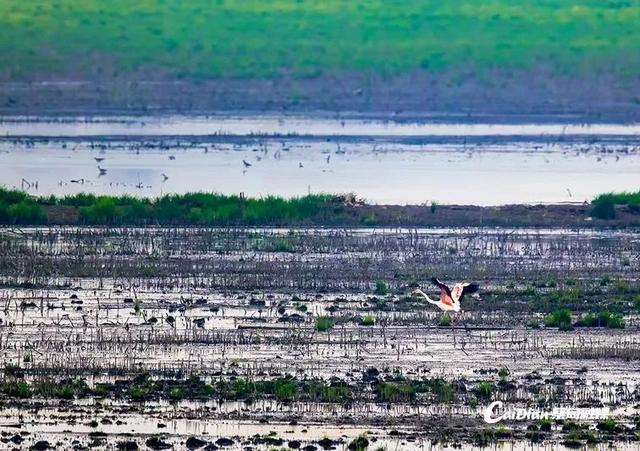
[1,130,640,204]
[3,114,640,137]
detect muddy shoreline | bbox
[3,69,640,122]
[36,202,640,228]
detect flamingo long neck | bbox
[416,289,438,305]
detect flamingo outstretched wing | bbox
[431,278,454,306]
[451,282,479,302]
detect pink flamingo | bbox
[412,278,479,344]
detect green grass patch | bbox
[375,381,416,402]
[315,316,333,332]
[373,280,388,295]
[0,187,339,226]
[438,313,451,327]
[545,308,573,331]
[360,314,375,326]
[575,311,624,329]
[1,1,640,80]
[591,191,640,220]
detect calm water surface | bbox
[0,115,638,205]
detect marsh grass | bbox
[0,187,336,226]
[592,191,640,220]
[373,280,388,295]
[315,316,333,332]
[575,311,624,329]
[360,314,375,326]
[545,309,573,331]
[439,313,451,327]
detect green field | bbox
[1,0,639,81]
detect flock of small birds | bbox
[5,138,638,196]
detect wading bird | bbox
[411,278,479,313]
[411,278,479,347]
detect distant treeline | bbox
[0,187,341,226]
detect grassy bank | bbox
[591,190,640,219]
[2,187,640,227]
[1,1,639,81]
[0,187,338,226]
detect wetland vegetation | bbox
[2,3,640,448]
[0,225,639,448]
[2,187,640,227]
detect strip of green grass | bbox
[591,190,640,219]
[1,1,639,80]
[0,187,338,225]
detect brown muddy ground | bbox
[2,69,640,121]
[40,202,640,228]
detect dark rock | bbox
[317,438,336,449]
[10,435,23,444]
[348,436,369,450]
[186,437,207,449]
[88,432,107,438]
[117,441,139,450]
[146,437,172,450]
[288,440,301,449]
[31,441,51,450]
[215,437,234,447]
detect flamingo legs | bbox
[449,312,470,356]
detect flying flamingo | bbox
[411,278,479,344]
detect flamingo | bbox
[411,278,479,345]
